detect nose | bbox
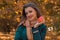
[27,14,32,18]
[27,13,30,17]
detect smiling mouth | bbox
[28,15,33,18]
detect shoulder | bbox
[38,24,47,29]
[16,24,25,32]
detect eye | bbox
[29,11,32,13]
[25,12,28,15]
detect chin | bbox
[29,17,33,20]
[28,17,35,21]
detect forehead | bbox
[25,7,35,12]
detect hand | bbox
[25,20,31,28]
[26,20,33,40]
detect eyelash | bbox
[29,11,32,13]
[25,11,32,15]
[25,12,28,15]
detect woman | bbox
[14,3,47,40]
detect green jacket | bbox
[14,24,47,40]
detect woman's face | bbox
[25,7,37,21]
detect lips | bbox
[28,15,33,18]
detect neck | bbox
[30,18,38,27]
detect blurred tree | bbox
[0,0,60,35]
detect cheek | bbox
[26,13,33,18]
[33,13,37,17]
[31,13,36,17]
